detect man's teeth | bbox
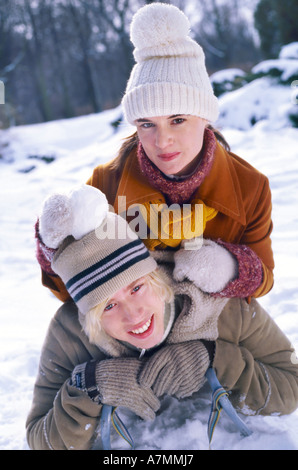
[131,317,152,335]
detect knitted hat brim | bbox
[52,230,157,314]
[123,82,219,124]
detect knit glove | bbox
[71,358,160,421]
[173,239,238,293]
[139,341,211,399]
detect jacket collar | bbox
[114,142,246,226]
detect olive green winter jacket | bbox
[26,269,298,450]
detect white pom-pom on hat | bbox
[39,193,73,249]
[130,3,190,50]
[69,185,109,240]
[39,185,109,249]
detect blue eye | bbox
[104,303,116,311]
[132,284,143,293]
[172,118,185,125]
[141,122,154,128]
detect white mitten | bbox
[173,239,238,293]
[39,184,109,248]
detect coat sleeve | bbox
[26,304,105,450]
[241,175,274,298]
[40,269,71,302]
[213,298,298,416]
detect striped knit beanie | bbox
[122,3,219,124]
[39,185,157,314]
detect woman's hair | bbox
[110,124,230,172]
[79,269,173,345]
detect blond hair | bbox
[79,269,173,345]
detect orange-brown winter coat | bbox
[41,140,274,301]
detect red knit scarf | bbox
[137,127,216,205]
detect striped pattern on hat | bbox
[52,216,157,315]
[66,239,150,303]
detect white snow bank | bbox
[279,42,298,60]
[217,77,293,130]
[215,43,298,131]
[210,68,245,84]
[252,59,298,82]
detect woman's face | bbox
[135,114,207,176]
[100,276,165,350]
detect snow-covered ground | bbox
[0,47,298,450]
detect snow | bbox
[252,59,298,82]
[215,43,298,131]
[279,42,298,60]
[216,76,298,131]
[210,68,246,84]
[1,53,298,450]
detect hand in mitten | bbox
[71,357,160,421]
[173,239,237,293]
[139,341,212,399]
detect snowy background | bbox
[0,44,298,450]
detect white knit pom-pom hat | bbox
[122,3,219,124]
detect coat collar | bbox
[114,142,246,226]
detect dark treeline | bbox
[0,0,297,127]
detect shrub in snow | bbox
[210,69,246,97]
[215,43,298,130]
[251,43,298,85]
[288,106,298,128]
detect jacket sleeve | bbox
[241,175,274,298]
[40,269,71,302]
[26,304,105,450]
[213,298,298,416]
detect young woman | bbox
[36,3,274,303]
[26,185,297,450]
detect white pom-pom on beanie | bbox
[39,193,74,249]
[122,3,219,124]
[68,184,109,241]
[39,184,109,249]
[130,3,190,52]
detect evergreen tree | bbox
[275,0,298,47]
[255,0,298,58]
